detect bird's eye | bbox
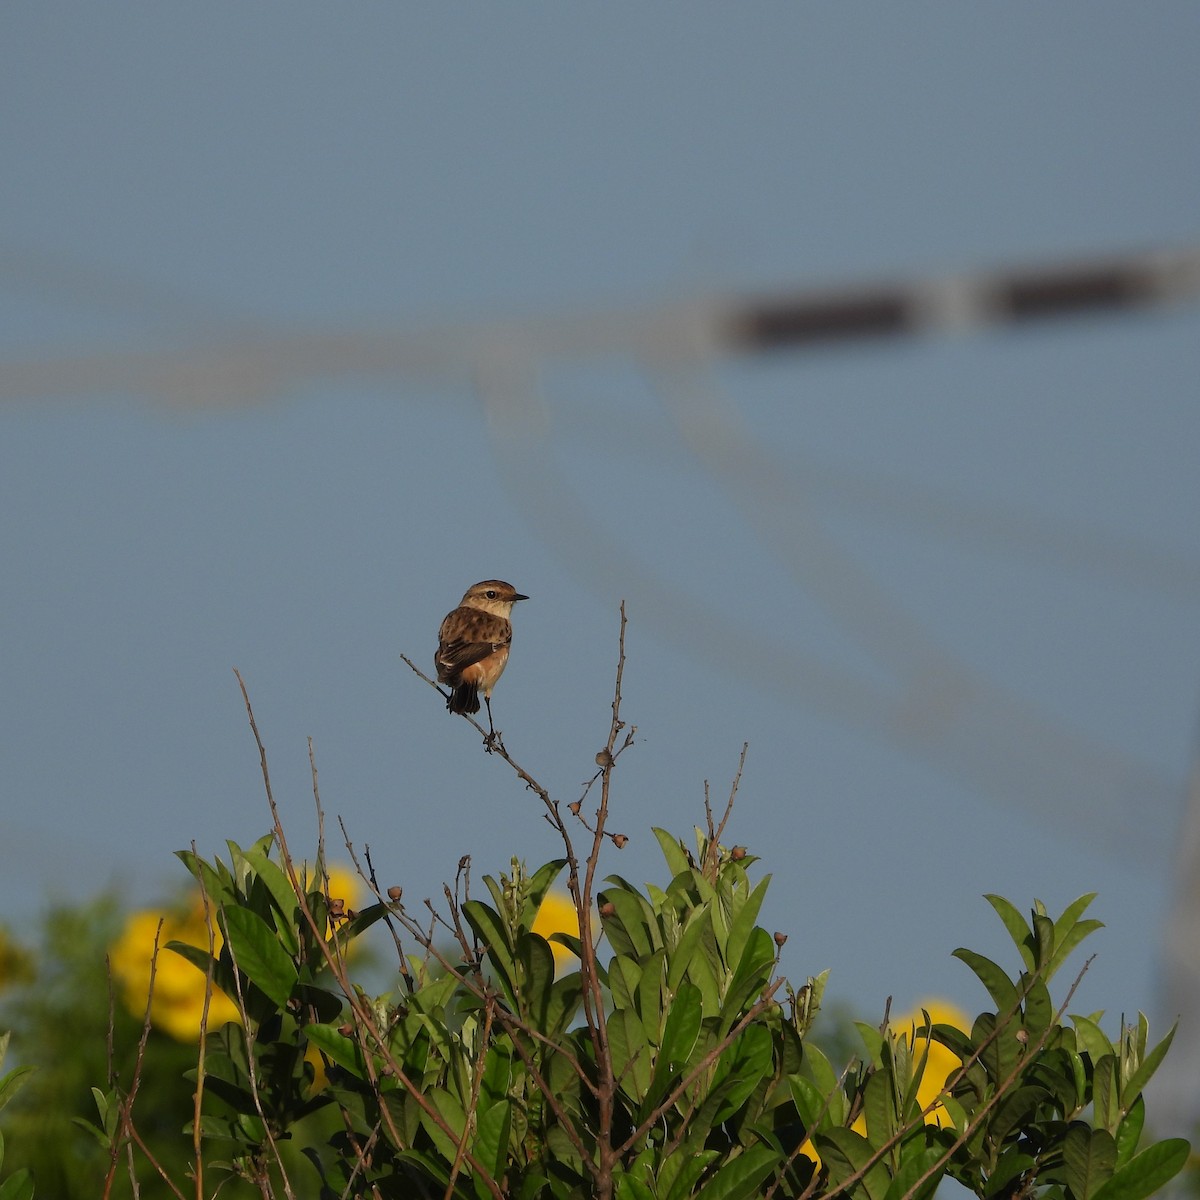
[485,590,498,599]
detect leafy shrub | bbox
[0,617,1190,1198]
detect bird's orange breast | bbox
[457,645,511,695]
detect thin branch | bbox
[103,922,186,1200]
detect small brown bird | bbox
[435,579,528,734]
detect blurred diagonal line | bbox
[556,406,1200,605]
[0,242,256,336]
[473,343,894,731]
[649,355,1177,859]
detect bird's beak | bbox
[513,592,530,602]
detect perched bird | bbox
[435,579,528,734]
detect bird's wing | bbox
[437,638,505,672]
[435,608,511,674]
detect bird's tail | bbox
[447,683,480,715]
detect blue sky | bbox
[2,3,1199,1109]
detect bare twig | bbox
[103,922,187,1200]
[702,742,748,879]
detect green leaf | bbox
[598,884,660,959]
[1047,894,1103,981]
[855,1022,885,1067]
[938,1093,968,1134]
[0,1168,34,1200]
[1054,892,1098,934]
[305,1024,366,1077]
[972,1011,1019,1087]
[92,1085,119,1139]
[660,980,703,1068]
[1120,1022,1176,1107]
[635,947,667,1041]
[614,1171,656,1200]
[646,980,703,1111]
[165,939,237,1006]
[1114,1095,1145,1168]
[175,848,233,906]
[515,929,556,1029]
[721,926,775,1028]
[1093,1055,1119,1132]
[463,899,517,1000]
[543,972,584,1041]
[1031,912,1056,972]
[238,847,303,955]
[1028,1046,1080,1115]
[725,874,772,973]
[883,1142,944,1200]
[952,948,1018,1015]
[420,1086,467,1165]
[293,981,343,1024]
[660,1147,720,1200]
[520,858,568,927]
[987,1145,1038,1195]
[1020,974,1054,1037]
[985,894,1035,971]
[609,954,642,1013]
[712,1024,773,1124]
[802,1041,841,1100]
[862,1067,897,1150]
[1063,1123,1116,1200]
[790,1074,844,1133]
[1071,1014,1114,1065]
[71,1114,112,1149]
[697,1143,780,1200]
[219,904,299,1011]
[609,1008,652,1103]
[474,1098,511,1183]
[653,827,694,878]
[684,938,723,1018]
[0,1066,36,1115]
[818,1127,890,1200]
[665,908,710,993]
[1089,1138,1190,1200]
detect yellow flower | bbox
[109,903,240,1042]
[892,999,970,1128]
[109,863,365,1043]
[531,891,580,971]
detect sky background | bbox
[3,3,1199,1124]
